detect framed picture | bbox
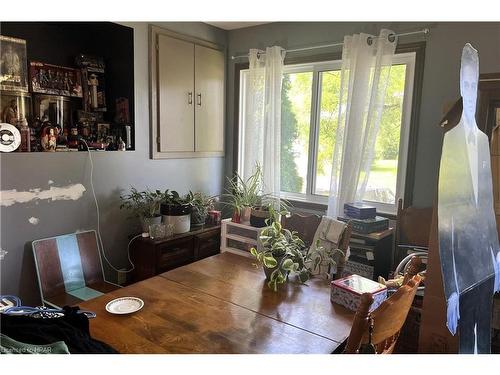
[0,35,28,92]
[29,61,83,98]
[96,122,110,143]
[34,94,73,130]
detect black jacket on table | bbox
[0,306,118,354]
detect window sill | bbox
[285,197,397,220]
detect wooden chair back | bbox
[395,198,432,265]
[395,199,433,247]
[281,213,322,248]
[344,272,423,354]
[32,230,119,307]
[281,213,352,279]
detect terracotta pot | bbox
[232,210,241,223]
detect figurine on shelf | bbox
[2,99,18,125]
[40,125,57,152]
[67,126,80,149]
[117,136,126,151]
[30,116,42,152]
[16,117,30,152]
[78,121,91,141]
[88,73,99,110]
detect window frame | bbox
[233,42,426,216]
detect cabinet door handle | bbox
[188,92,193,105]
[197,93,202,106]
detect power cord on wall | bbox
[80,139,137,274]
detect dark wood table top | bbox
[78,253,355,354]
[161,252,355,344]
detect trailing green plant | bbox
[185,191,216,210]
[185,191,217,224]
[250,220,310,292]
[162,189,190,206]
[119,187,164,219]
[306,239,347,275]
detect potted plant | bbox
[250,210,310,291]
[223,164,264,224]
[186,191,216,226]
[160,190,192,234]
[305,240,347,279]
[223,164,289,227]
[120,187,164,234]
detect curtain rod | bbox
[230,28,430,60]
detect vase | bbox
[141,215,162,234]
[240,206,252,224]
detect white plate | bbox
[105,297,144,315]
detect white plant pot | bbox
[163,214,191,234]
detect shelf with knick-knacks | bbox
[1,90,134,153]
[0,22,136,154]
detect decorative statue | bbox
[40,125,57,152]
[88,73,99,109]
[2,99,18,125]
[438,43,500,353]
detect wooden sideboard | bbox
[130,224,221,283]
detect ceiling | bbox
[204,22,270,30]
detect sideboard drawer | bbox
[195,229,220,260]
[129,224,221,283]
[157,237,194,272]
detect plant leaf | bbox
[263,256,277,268]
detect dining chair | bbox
[281,213,322,248]
[282,213,352,279]
[32,230,120,308]
[394,198,432,266]
[344,270,423,354]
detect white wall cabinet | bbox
[150,26,225,159]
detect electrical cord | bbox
[80,139,137,274]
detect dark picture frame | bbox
[29,61,83,98]
[0,35,28,92]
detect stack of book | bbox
[342,237,375,280]
[338,202,389,234]
[343,202,376,219]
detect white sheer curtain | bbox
[240,46,285,195]
[327,29,397,217]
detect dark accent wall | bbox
[1,21,135,144]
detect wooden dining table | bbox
[78,252,355,353]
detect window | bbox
[238,52,416,214]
